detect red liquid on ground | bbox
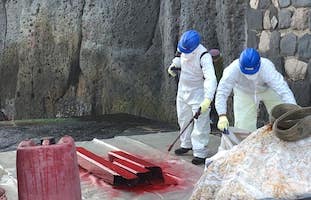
[79,153,195,198]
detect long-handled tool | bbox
[167,108,201,152]
[223,128,240,145]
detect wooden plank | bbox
[77,147,139,186]
[108,151,164,181]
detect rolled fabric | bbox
[270,103,301,123]
[273,106,311,142]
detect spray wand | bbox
[167,108,201,152]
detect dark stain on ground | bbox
[0,113,178,152]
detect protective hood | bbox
[244,72,259,81]
[182,51,196,61]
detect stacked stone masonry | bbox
[248,0,311,106]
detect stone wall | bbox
[247,0,311,109]
[0,0,309,123]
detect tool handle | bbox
[171,66,181,71]
[223,128,229,135]
[194,107,202,119]
[167,137,179,152]
[167,117,195,152]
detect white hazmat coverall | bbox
[172,44,217,158]
[215,58,297,132]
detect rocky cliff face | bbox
[0,0,309,123]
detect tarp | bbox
[0,135,204,200]
[218,127,250,151]
[191,125,311,200]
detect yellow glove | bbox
[167,64,177,77]
[200,98,211,113]
[217,115,229,131]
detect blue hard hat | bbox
[239,48,261,75]
[177,30,201,54]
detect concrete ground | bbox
[128,131,221,166]
[0,114,221,199]
[0,131,221,199]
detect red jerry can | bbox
[16,136,81,200]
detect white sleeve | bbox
[262,60,297,104]
[172,57,181,68]
[215,61,239,115]
[201,53,217,100]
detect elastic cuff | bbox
[180,142,192,149]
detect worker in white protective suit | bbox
[215,48,297,133]
[167,30,217,165]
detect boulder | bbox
[190,125,311,200]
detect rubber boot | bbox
[174,147,192,155]
[191,157,206,165]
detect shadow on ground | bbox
[0,113,178,152]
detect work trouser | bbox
[233,88,283,132]
[176,89,210,158]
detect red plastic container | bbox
[16,136,81,200]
